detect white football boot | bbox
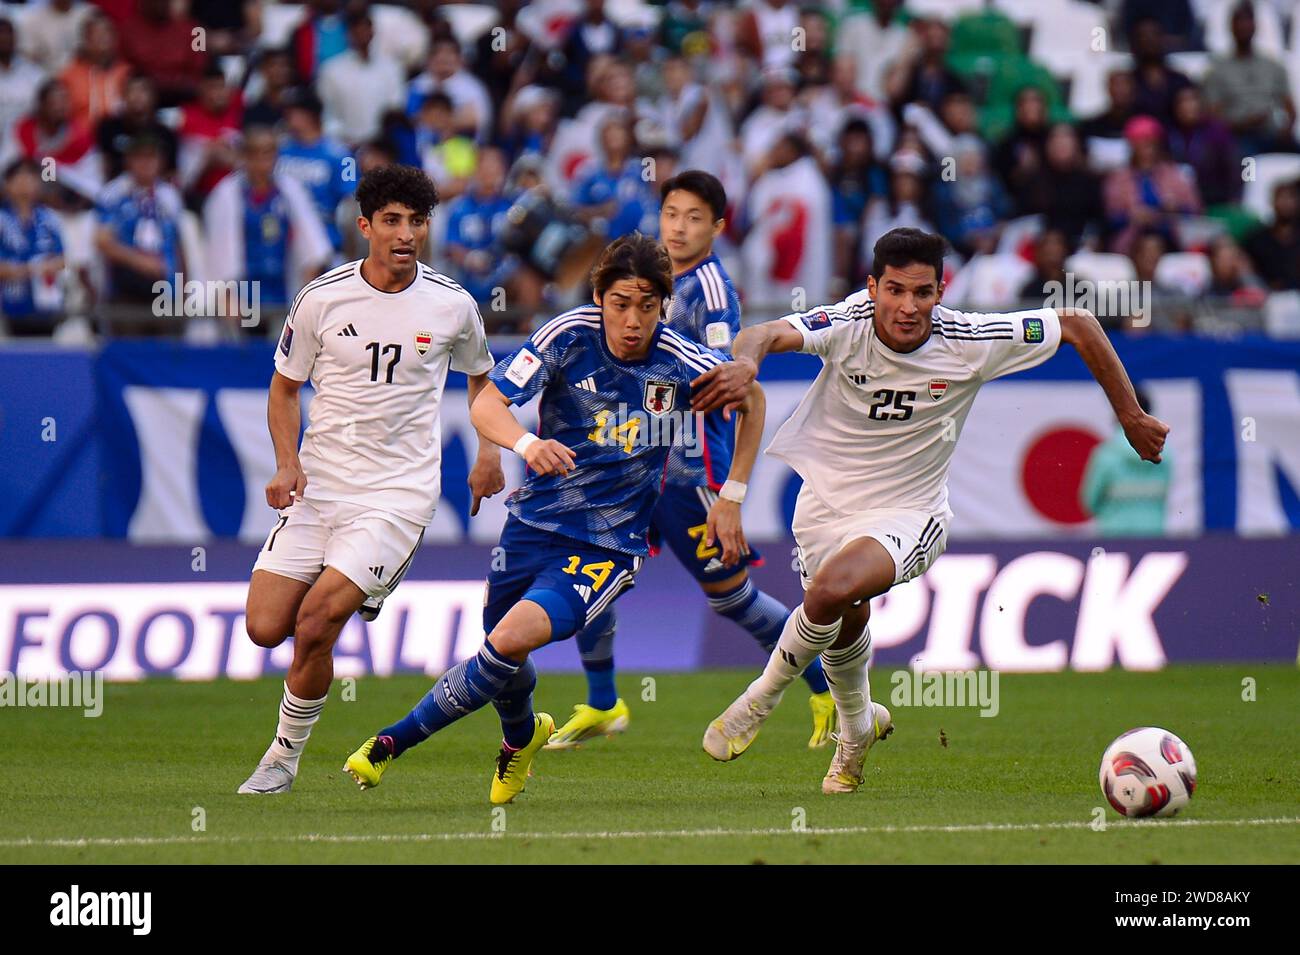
[822,702,893,794]
[237,760,295,794]
[702,693,773,761]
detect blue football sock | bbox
[493,657,538,750]
[576,609,619,710]
[708,578,829,694]
[381,641,521,757]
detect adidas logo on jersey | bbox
[573,583,593,601]
[337,323,359,337]
[849,373,868,386]
[886,534,901,548]
[576,376,597,393]
[369,565,384,579]
[703,558,725,574]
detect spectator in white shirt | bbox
[837,0,916,102]
[0,18,45,143]
[316,10,405,147]
[17,0,89,74]
[406,36,493,144]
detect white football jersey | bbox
[766,290,1062,518]
[274,260,495,525]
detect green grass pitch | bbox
[4,666,1298,864]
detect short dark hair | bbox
[355,164,440,220]
[659,169,726,220]
[871,228,947,282]
[3,157,41,181]
[590,232,673,304]
[419,91,454,113]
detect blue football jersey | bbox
[662,254,741,489]
[490,304,727,555]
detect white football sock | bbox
[821,626,874,743]
[747,605,841,710]
[264,682,326,773]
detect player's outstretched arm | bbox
[1056,307,1170,463]
[470,380,576,476]
[265,371,307,509]
[465,372,506,516]
[706,380,766,566]
[690,319,805,415]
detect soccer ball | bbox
[1098,727,1197,817]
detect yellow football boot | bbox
[343,735,394,789]
[490,713,556,805]
[544,699,631,750]
[808,691,837,748]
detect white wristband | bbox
[512,433,539,457]
[719,480,747,504]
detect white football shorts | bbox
[252,496,425,599]
[792,485,950,590]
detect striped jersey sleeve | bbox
[932,305,1061,381]
[657,325,726,388]
[490,304,601,404]
[779,288,875,358]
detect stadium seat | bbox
[1027,1,1111,78]
[903,0,985,22]
[372,4,434,70]
[1203,0,1286,59]
[1241,153,1300,224]
[1264,290,1300,337]
[991,0,1073,28]
[606,0,663,30]
[257,3,306,50]
[1166,51,1213,83]
[947,253,1035,309]
[1066,51,1133,118]
[1065,251,1137,285]
[438,3,504,47]
[1154,251,1212,295]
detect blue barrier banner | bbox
[0,537,1294,678]
[0,335,1298,540]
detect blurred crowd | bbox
[1,0,1300,339]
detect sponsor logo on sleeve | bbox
[1023,317,1044,343]
[278,322,294,357]
[504,348,542,387]
[801,311,831,331]
[704,322,732,349]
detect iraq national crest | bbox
[929,378,948,401]
[644,380,677,417]
[414,330,433,356]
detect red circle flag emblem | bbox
[1019,427,1103,524]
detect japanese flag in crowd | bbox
[947,380,1203,536]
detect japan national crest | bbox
[928,379,948,401]
[644,380,677,417]
[415,330,432,356]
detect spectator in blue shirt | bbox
[572,112,658,240]
[444,146,517,303]
[276,88,355,255]
[93,134,185,310]
[0,159,66,335]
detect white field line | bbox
[3,816,1299,849]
